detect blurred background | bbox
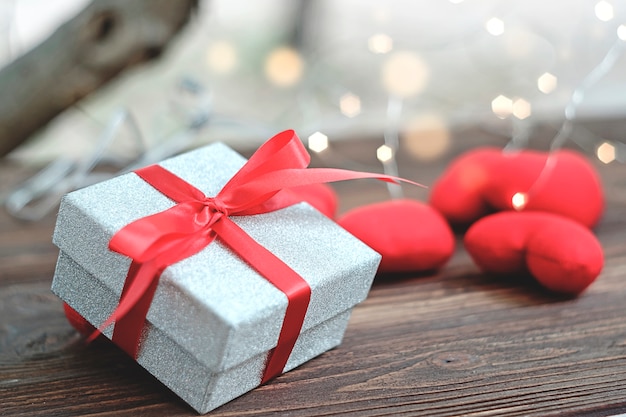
[1,0,625,175]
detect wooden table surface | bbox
[1,123,626,416]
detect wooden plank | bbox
[1,126,626,416]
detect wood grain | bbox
[1,124,626,416]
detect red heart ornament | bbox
[63,302,96,336]
[429,147,604,228]
[338,199,455,273]
[291,183,338,218]
[464,211,604,295]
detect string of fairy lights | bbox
[305,1,625,157]
[288,0,626,202]
[3,0,626,220]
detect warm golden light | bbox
[377,145,394,163]
[513,98,532,120]
[368,33,393,54]
[402,114,451,161]
[339,93,362,117]
[308,132,329,153]
[491,95,513,119]
[381,51,430,98]
[512,192,528,210]
[205,41,238,74]
[597,141,616,164]
[537,72,558,94]
[618,24,626,41]
[595,1,614,22]
[485,17,505,36]
[264,47,304,87]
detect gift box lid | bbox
[52,142,381,373]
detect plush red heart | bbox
[429,147,604,228]
[291,183,338,218]
[464,211,603,295]
[338,199,455,273]
[63,302,96,336]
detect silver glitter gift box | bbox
[51,142,381,413]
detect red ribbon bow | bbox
[96,130,419,383]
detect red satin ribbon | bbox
[95,130,421,383]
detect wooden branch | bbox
[0,0,198,158]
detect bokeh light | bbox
[264,47,304,87]
[381,51,430,98]
[491,95,513,119]
[537,72,558,94]
[512,192,528,210]
[618,25,626,41]
[597,141,616,163]
[205,40,238,74]
[402,114,451,161]
[368,33,393,54]
[308,131,329,153]
[376,144,394,162]
[339,93,362,118]
[595,1,614,22]
[485,17,505,36]
[513,98,532,120]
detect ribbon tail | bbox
[111,261,163,357]
[261,167,425,189]
[86,260,160,351]
[222,167,425,213]
[211,217,311,383]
